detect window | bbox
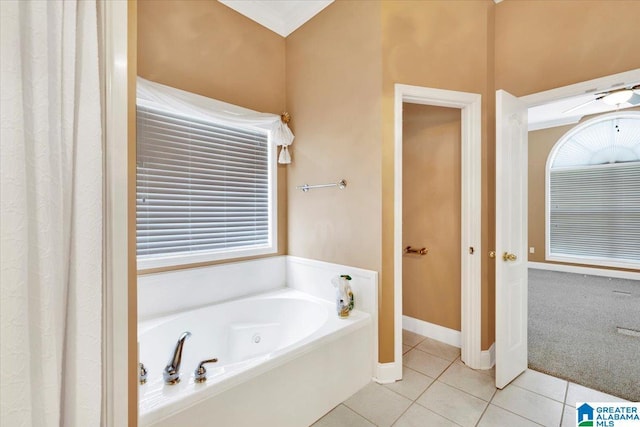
[546,112,640,269]
[136,103,276,270]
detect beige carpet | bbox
[528,268,640,402]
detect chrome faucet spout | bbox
[163,331,191,384]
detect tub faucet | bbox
[163,331,191,384]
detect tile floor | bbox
[313,330,629,427]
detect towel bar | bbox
[296,179,347,192]
[404,246,428,255]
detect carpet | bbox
[528,268,640,402]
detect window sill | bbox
[546,254,640,271]
[137,245,277,272]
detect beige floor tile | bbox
[344,382,412,427]
[477,404,541,427]
[402,344,412,354]
[402,330,426,347]
[393,403,461,427]
[312,404,375,427]
[492,384,563,426]
[561,405,576,427]
[454,357,495,378]
[415,337,461,362]
[512,369,567,403]
[384,366,435,401]
[439,363,497,401]
[416,381,488,427]
[403,348,451,378]
[565,382,628,408]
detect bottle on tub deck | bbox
[331,274,355,318]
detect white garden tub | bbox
[139,288,372,426]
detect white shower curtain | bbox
[0,1,103,426]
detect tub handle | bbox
[194,358,219,383]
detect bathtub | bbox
[139,288,373,426]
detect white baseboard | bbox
[374,362,401,384]
[402,315,461,348]
[528,262,640,281]
[479,343,495,370]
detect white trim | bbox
[528,261,640,281]
[374,362,400,384]
[528,116,581,132]
[102,0,129,425]
[138,245,278,271]
[394,84,483,381]
[479,343,495,370]
[546,255,640,271]
[402,316,461,348]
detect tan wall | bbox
[528,108,640,270]
[285,1,382,272]
[136,0,288,271]
[138,0,285,113]
[381,0,496,355]
[131,0,640,378]
[495,0,640,96]
[402,104,461,331]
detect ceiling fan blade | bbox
[628,93,640,106]
[562,97,599,114]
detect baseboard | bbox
[374,362,401,384]
[479,343,495,370]
[402,315,461,348]
[528,262,640,281]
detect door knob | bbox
[503,252,517,262]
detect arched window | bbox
[546,112,640,269]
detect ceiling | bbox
[528,86,640,131]
[218,0,334,37]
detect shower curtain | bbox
[1,0,103,425]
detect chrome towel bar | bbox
[296,179,347,192]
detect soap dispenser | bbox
[331,274,354,318]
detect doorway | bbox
[392,84,482,381]
[495,68,640,390]
[402,104,462,344]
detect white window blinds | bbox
[549,162,640,265]
[136,104,273,267]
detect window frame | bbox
[545,111,640,269]
[136,104,278,271]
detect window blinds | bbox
[549,162,640,263]
[136,104,270,259]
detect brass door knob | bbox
[503,252,517,262]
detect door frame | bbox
[102,0,131,425]
[393,84,483,379]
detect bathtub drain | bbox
[252,333,261,344]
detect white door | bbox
[495,90,528,389]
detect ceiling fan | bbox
[563,84,640,114]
